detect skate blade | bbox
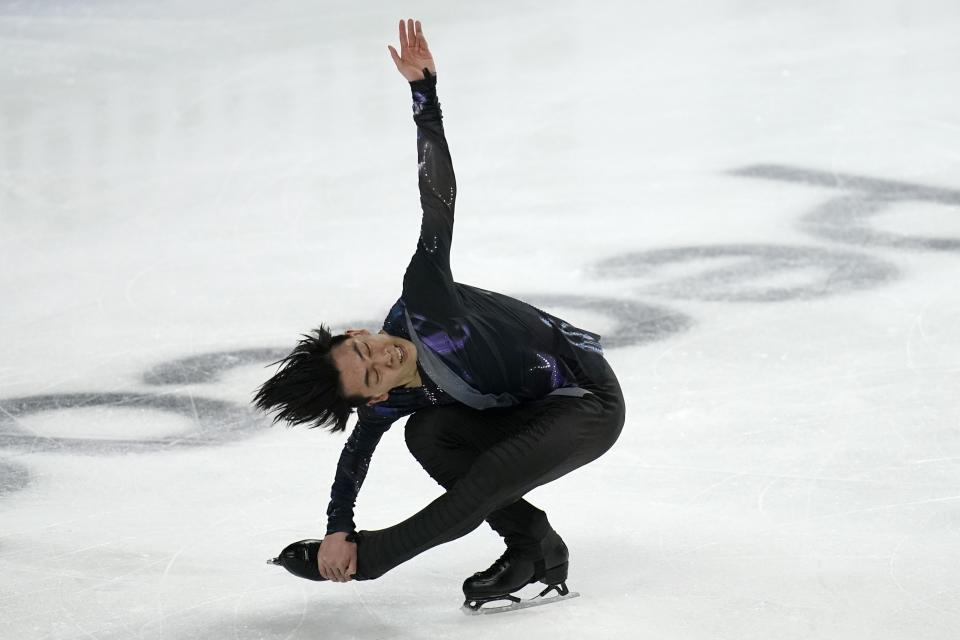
[461,591,580,615]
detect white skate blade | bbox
[461,590,580,615]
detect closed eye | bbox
[353,341,370,388]
[369,345,380,384]
[361,342,380,385]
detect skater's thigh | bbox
[405,395,578,454]
[456,394,617,502]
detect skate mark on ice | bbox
[511,293,692,348]
[142,347,290,385]
[0,458,29,497]
[0,392,263,454]
[733,164,960,252]
[589,244,898,302]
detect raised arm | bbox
[390,19,459,305]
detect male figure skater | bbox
[255,18,626,610]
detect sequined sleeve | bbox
[324,414,392,535]
[402,69,460,309]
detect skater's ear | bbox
[366,393,390,405]
[344,328,371,338]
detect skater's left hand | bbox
[388,18,436,82]
[318,531,357,582]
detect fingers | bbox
[415,20,427,51]
[387,44,400,66]
[397,18,427,54]
[318,559,336,582]
[319,562,353,582]
[398,18,408,55]
[407,18,416,49]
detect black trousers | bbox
[356,357,626,580]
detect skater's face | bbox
[330,329,419,404]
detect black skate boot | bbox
[268,531,370,581]
[462,529,571,611]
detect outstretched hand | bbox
[388,18,436,82]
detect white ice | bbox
[1,1,959,638]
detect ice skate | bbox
[461,530,580,614]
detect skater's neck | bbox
[403,369,423,388]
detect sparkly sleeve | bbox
[402,69,459,308]
[324,413,393,535]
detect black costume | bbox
[327,70,626,580]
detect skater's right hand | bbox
[318,531,357,582]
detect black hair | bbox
[252,324,368,433]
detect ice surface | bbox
[1,1,959,638]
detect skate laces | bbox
[476,544,540,578]
[475,548,515,578]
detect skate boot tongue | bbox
[463,546,539,601]
[475,548,519,578]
